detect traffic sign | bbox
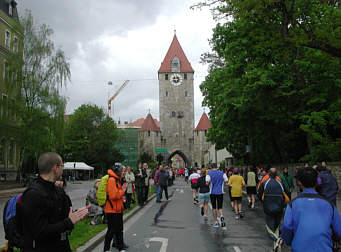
[155,148,167,153]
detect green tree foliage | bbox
[197,0,341,163]
[3,11,70,173]
[64,104,123,174]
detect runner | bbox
[189,168,200,204]
[184,168,189,183]
[228,168,246,219]
[206,163,228,228]
[246,166,257,209]
[198,168,210,220]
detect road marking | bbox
[150,237,168,252]
[233,246,242,252]
[180,189,184,193]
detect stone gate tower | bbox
[158,34,195,167]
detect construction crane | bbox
[107,80,129,117]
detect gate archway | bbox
[167,150,190,168]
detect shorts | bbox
[191,183,199,190]
[210,194,223,209]
[199,192,210,203]
[231,197,242,202]
[246,186,257,195]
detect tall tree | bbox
[64,104,123,175]
[197,0,341,163]
[6,11,70,173]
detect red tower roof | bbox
[158,34,194,73]
[195,113,211,131]
[139,113,160,132]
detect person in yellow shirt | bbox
[228,168,246,219]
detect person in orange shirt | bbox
[103,165,128,252]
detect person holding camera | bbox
[103,165,128,252]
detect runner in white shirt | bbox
[189,168,200,204]
[184,168,189,183]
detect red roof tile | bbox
[195,113,211,131]
[139,114,160,132]
[158,34,194,73]
[128,117,160,128]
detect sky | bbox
[17,0,216,125]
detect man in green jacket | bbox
[280,167,295,200]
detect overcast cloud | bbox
[17,0,216,125]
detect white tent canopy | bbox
[63,162,94,171]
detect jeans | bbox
[104,213,123,251]
[154,184,161,201]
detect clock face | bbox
[170,73,183,86]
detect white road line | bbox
[180,189,184,193]
[150,237,169,252]
[233,246,242,252]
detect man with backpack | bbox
[280,167,341,251]
[18,152,89,252]
[258,166,288,251]
[316,165,339,207]
[103,164,128,252]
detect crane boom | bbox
[108,80,129,117]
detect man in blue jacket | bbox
[280,167,341,252]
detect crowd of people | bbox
[185,162,340,252]
[6,151,340,252]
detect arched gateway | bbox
[167,150,190,168]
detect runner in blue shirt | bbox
[280,167,341,252]
[206,163,228,228]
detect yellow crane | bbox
[107,80,129,117]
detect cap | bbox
[233,168,238,173]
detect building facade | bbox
[158,34,195,166]
[0,0,23,180]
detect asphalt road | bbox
[0,180,94,248]
[93,179,291,252]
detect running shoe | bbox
[235,214,239,220]
[248,201,252,208]
[213,221,219,228]
[273,237,283,251]
[220,216,226,227]
[204,215,208,221]
[251,204,255,209]
[239,211,244,218]
[201,207,204,216]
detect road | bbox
[0,180,94,248]
[93,179,290,252]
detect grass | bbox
[1,186,155,252]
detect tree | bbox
[64,104,123,175]
[197,0,341,163]
[4,11,70,174]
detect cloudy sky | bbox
[17,0,216,125]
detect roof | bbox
[63,162,94,171]
[128,118,160,128]
[139,113,160,132]
[158,34,194,73]
[195,113,211,131]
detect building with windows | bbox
[0,0,23,180]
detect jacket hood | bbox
[108,169,119,179]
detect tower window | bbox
[184,73,187,80]
[171,57,180,72]
[148,131,151,137]
[171,111,176,117]
[165,74,168,80]
[166,91,168,97]
[185,91,188,97]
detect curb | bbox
[77,193,156,252]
